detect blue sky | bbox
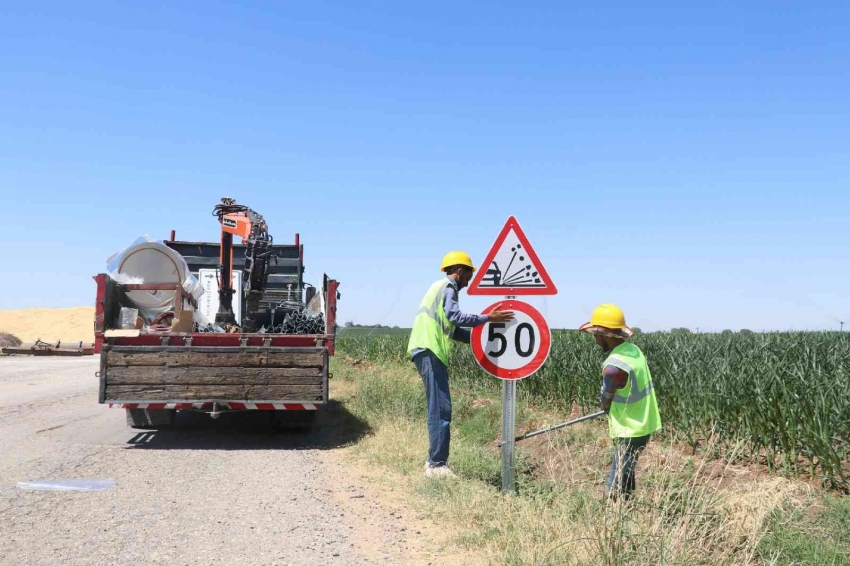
[1,2,847,331]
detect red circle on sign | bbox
[471,300,552,380]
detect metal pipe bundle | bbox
[280,308,325,334]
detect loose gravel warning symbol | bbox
[483,243,541,287]
[468,216,557,296]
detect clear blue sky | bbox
[1,2,848,332]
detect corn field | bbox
[337,328,850,490]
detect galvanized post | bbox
[501,379,516,494]
[501,294,517,495]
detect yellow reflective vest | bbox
[604,342,662,438]
[406,278,457,366]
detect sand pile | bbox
[0,307,95,344]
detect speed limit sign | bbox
[471,300,552,380]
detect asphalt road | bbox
[0,356,430,566]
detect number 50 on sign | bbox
[471,300,552,380]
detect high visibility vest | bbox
[604,342,662,438]
[406,278,457,366]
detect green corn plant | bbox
[337,329,850,490]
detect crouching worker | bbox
[579,304,661,499]
[407,251,513,478]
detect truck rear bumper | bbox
[108,401,319,411]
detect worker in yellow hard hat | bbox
[579,304,661,499]
[407,251,514,478]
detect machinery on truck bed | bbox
[93,198,340,431]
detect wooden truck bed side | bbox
[99,345,329,405]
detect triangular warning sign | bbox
[468,216,557,296]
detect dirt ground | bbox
[0,355,464,566]
[0,307,95,344]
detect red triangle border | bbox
[467,216,558,296]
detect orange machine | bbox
[212,197,273,332]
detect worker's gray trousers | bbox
[413,350,451,467]
[606,434,650,498]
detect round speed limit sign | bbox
[471,300,552,380]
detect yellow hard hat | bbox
[440,251,476,272]
[579,304,634,337]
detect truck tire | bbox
[126,408,176,429]
[270,410,316,433]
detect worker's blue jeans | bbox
[606,434,650,498]
[414,351,451,467]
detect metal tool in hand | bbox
[498,410,606,446]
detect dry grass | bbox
[416,436,810,565]
[332,357,819,566]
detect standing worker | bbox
[579,304,661,499]
[408,251,514,478]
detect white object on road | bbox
[17,479,116,491]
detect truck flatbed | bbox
[92,229,339,431]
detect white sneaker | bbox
[425,465,456,479]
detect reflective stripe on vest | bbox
[416,284,454,338]
[604,357,655,404]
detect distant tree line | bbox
[341,322,763,335]
[343,321,401,329]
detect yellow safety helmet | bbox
[579,303,634,337]
[440,251,476,273]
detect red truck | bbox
[93,199,340,431]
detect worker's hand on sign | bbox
[487,309,515,324]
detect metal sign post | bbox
[501,378,517,494]
[472,296,552,495]
[469,216,558,496]
[502,293,516,495]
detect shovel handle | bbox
[499,410,606,446]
